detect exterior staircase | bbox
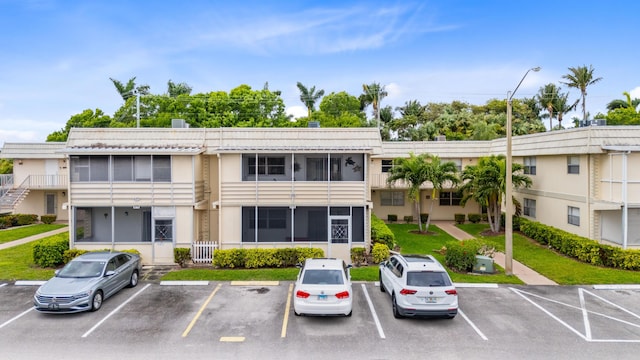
[0,186,29,214]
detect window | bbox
[381,160,393,173]
[248,156,285,175]
[568,206,580,226]
[248,208,287,229]
[153,156,171,182]
[155,219,173,242]
[445,158,462,171]
[567,156,580,174]
[524,198,536,218]
[380,191,404,206]
[439,191,462,206]
[71,156,109,182]
[523,157,536,175]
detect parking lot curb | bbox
[454,283,499,288]
[159,281,209,286]
[592,284,640,290]
[230,281,280,286]
[15,281,46,286]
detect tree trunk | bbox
[424,199,435,233]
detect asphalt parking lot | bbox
[2,281,640,359]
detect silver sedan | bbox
[34,251,141,313]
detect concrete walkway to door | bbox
[0,226,69,250]
[432,221,557,285]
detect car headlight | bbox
[73,290,93,300]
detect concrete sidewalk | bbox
[0,226,69,250]
[432,221,557,285]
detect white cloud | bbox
[630,86,640,100]
[286,105,307,119]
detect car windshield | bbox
[57,261,106,278]
[302,269,344,285]
[407,271,451,287]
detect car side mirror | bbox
[105,270,116,277]
[380,260,387,266]
[295,263,303,268]
[54,269,60,275]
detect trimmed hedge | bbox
[372,243,390,264]
[174,247,191,267]
[212,247,325,269]
[444,239,484,272]
[371,214,395,249]
[403,215,414,223]
[454,213,465,224]
[16,214,38,226]
[468,213,482,223]
[520,218,640,271]
[351,247,366,265]
[40,214,57,224]
[33,235,70,268]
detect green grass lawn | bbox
[459,223,640,285]
[0,224,66,244]
[0,241,57,281]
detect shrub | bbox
[0,216,11,229]
[212,247,324,269]
[387,214,397,223]
[444,239,483,273]
[403,215,413,223]
[15,214,38,226]
[33,235,70,268]
[351,247,366,265]
[371,214,395,249]
[40,214,57,224]
[420,213,429,223]
[213,248,246,268]
[274,248,298,267]
[481,213,488,222]
[372,243,390,264]
[244,248,279,268]
[454,213,465,224]
[174,248,191,267]
[62,248,88,264]
[468,213,481,223]
[295,248,324,263]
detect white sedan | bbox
[293,258,353,317]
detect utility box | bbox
[473,255,494,274]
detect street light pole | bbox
[505,66,540,275]
[133,88,140,128]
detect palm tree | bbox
[536,83,559,130]
[167,80,192,97]
[554,91,579,129]
[606,91,640,112]
[296,82,325,118]
[459,155,532,232]
[561,65,603,121]
[109,77,150,101]
[360,83,388,126]
[386,153,459,232]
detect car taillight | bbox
[335,291,350,299]
[399,288,417,295]
[445,289,458,295]
[296,290,310,298]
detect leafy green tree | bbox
[167,80,193,97]
[537,83,559,130]
[47,109,113,142]
[386,153,459,232]
[109,77,150,100]
[561,65,603,121]
[0,159,12,174]
[553,91,579,129]
[296,82,325,118]
[459,155,532,232]
[606,92,640,112]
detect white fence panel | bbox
[192,241,217,264]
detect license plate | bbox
[48,303,59,310]
[317,294,327,300]
[424,297,437,303]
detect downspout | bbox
[623,151,629,249]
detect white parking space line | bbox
[458,309,488,341]
[510,287,640,343]
[0,307,34,330]
[81,284,151,338]
[14,281,46,286]
[455,283,499,288]
[160,281,209,286]
[593,284,640,290]
[361,284,385,339]
[0,283,7,288]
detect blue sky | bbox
[1,0,639,146]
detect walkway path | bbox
[0,226,69,250]
[432,221,557,285]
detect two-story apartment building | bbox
[2,126,640,264]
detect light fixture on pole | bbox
[505,66,540,275]
[133,88,140,128]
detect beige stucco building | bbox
[2,126,640,264]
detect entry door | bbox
[329,216,351,263]
[45,193,56,214]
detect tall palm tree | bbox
[109,77,150,101]
[561,65,603,121]
[296,82,325,118]
[606,91,640,112]
[459,155,532,232]
[386,153,459,232]
[167,80,193,97]
[360,83,388,126]
[536,83,559,130]
[554,91,579,129]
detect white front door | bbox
[328,215,351,263]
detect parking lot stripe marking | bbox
[579,288,592,340]
[220,336,245,342]
[593,284,640,290]
[0,307,34,330]
[160,281,209,286]
[182,283,222,338]
[281,283,293,338]
[455,283,499,288]
[14,281,46,286]
[81,284,151,338]
[361,284,385,339]
[458,309,488,341]
[0,283,7,288]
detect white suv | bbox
[379,253,458,319]
[293,258,353,317]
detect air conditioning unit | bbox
[435,135,446,141]
[172,119,189,128]
[473,255,494,274]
